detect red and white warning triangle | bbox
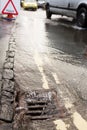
[2,0,18,15]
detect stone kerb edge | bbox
[0,28,16,122]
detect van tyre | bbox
[77,7,87,27]
[46,5,52,19]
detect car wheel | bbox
[77,7,87,27]
[46,5,52,19]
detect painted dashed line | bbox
[54,119,70,130]
[72,112,87,130]
[52,72,61,85]
[34,51,49,89]
[34,51,87,130]
[52,72,87,130]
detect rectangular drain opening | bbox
[24,89,68,120]
[27,101,48,106]
[28,105,47,110]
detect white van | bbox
[45,0,87,27]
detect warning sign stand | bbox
[6,14,16,21]
[2,13,16,21]
[1,0,20,21]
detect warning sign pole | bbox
[1,13,16,21]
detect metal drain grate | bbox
[25,89,66,120]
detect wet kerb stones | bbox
[0,33,16,123]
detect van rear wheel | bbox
[77,7,87,27]
[46,5,52,19]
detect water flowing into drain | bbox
[24,89,67,120]
[13,89,68,129]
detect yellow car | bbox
[21,0,38,10]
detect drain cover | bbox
[25,89,67,120]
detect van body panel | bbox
[46,0,87,18]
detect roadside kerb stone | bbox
[0,123,13,130]
[0,29,16,122]
[0,103,14,122]
[0,73,2,81]
[0,81,2,88]
[0,81,2,98]
[3,69,14,79]
[6,51,15,58]
[1,80,15,104]
[3,62,14,69]
[6,58,14,63]
[9,44,16,52]
[2,79,14,93]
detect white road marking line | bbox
[52,72,73,109]
[34,51,49,89]
[52,72,87,130]
[72,112,87,130]
[52,73,70,130]
[34,53,87,130]
[64,102,87,130]
[54,119,70,130]
[52,72,61,85]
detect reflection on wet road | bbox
[19,10,87,66]
[45,16,87,67]
[19,11,87,54]
[45,21,87,55]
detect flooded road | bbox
[18,9,87,65]
[0,9,87,130]
[14,9,87,130]
[15,8,87,99]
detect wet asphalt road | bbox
[15,9,87,100]
[3,9,87,130]
[0,9,87,130]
